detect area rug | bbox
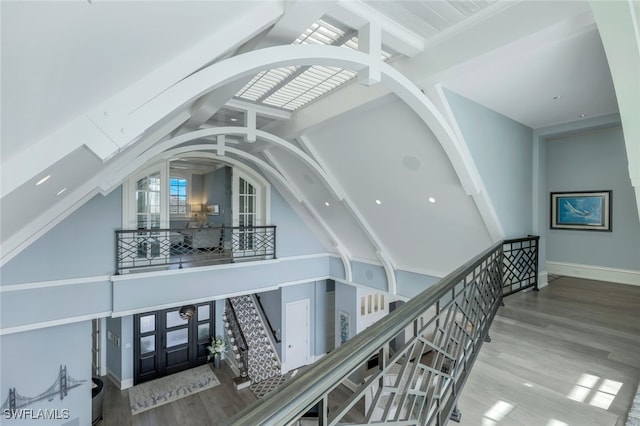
[129,364,220,415]
[626,383,640,426]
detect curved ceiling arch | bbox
[152,144,355,284]
[129,128,396,288]
[87,44,502,242]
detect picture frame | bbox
[550,190,612,231]
[338,311,350,345]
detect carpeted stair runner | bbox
[228,296,281,386]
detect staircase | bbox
[227,295,281,385]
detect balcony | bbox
[115,225,276,274]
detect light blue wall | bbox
[351,261,387,292]
[106,317,122,379]
[270,187,326,257]
[334,281,357,347]
[257,289,282,356]
[0,322,92,425]
[395,269,440,299]
[1,280,111,330]
[546,126,640,269]
[203,167,231,226]
[445,89,534,238]
[112,256,330,315]
[281,281,327,360]
[0,188,122,285]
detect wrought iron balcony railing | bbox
[229,236,539,425]
[115,225,276,274]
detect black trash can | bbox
[92,378,104,425]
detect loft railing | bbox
[114,225,276,274]
[229,241,507,425]
[502,236,539,295]
[225,299,249,381]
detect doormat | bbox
[129,364,220,415]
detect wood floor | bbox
[457,276,640,426]
[99,276,640,425]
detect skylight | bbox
[234,18,394,111]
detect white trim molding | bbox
[0,311,112,336]
[546,261,640,286]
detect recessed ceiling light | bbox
[324,201,330,207]
[552,95,563,100]
[36,175,51,186]
[579,114,586,118]
[230,117,238,122]
[57,188,67,196]
[375,199,382,205]
[427,197,436,204]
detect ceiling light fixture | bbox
[552,95,563,100]
[579,114,586,118]
[36,175,51,186]
[57,188,67,196]
[428,197,436,204]
[375,199,382,205]
[324,201,330,206]
[230,117,238,122]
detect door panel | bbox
[285,299,310,371]
[134,302,214,384]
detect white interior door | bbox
[285,299,310,371]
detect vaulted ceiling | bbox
[1,0,638,286]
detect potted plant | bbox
[206,336,227,368]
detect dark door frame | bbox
[133,301,215,385]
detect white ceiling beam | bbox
[1,3,284,200]
[85,2,284,152]
[357,22,382,86]
[328,0,424,57]
[225,99,292,121]
[590,0,640,222]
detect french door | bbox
[134,301,215,384]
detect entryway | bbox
[134,301,215,384]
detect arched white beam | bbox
[88,44,502,241]
[132,127,394,287]
[150,144,354,282]
[262,150,353,283]
[297,135,397,294]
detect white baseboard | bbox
[546,261,640,286]
[538,271,549,289]
[106,369,134,390]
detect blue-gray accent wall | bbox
[445,89,534,238]
[395,269,440,299]
[545,126,640,270]
[0,188,122,285]
[0,321,92,425]
[270,187,326,257]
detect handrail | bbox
[225,299,249,379]
[228,240,505,425]
[254,295,281,343]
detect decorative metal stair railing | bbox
[115,225,276,274]
[229,240,509,425]
[224,299,249,381]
